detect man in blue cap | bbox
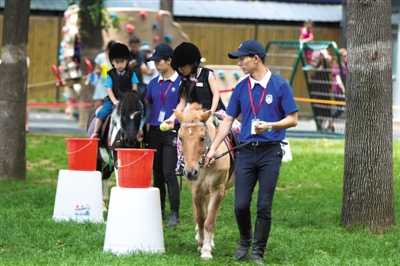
[204,40,298,263]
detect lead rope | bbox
[213,139,288,160]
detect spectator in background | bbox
[72,31,81,75]
[139,43,159,134]
[92,40,116,108]
[128,36,147,93]
[326,48,347,131]
[309,50,332,130]
[300,20,314,70]
[140,43,159,89]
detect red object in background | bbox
[63,10,71,19]
[84,58,93,74]
[69,96,76,103]
[52,64,66,86]
[157,12,163,20]
[126,24,135,33]
[153,35,160,42]
[140,10,148,19]
[62,26,69,33]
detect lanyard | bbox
[159,80,173,108]
[247,78,267,118]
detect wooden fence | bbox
[180,22,341,115]
[1,14,341,114]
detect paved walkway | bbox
[28,112,87,135]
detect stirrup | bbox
[175,163,185,175]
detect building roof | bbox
[172,1,342,22]
[0,0,343,23]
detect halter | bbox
[113,100,144,149]
[180,121,210,168]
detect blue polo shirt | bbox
[145,71,182,126]
[227,70,298,142]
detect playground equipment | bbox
[265,40,346,135]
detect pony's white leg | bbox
[102,179,109,212]
[201,230,213,259]
[195,224,199,241]
[200,186,225,259]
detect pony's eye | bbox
[200,137,205,142]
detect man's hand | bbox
[203,148,216,167]
[164,119,175,130]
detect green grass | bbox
[1,135,400,265]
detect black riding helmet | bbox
[172,42,202,69]
[108,42,130,65]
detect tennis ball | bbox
[160,122,169,132]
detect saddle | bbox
[210,114,239,181]
[87,107,113,148]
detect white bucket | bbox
[103,187,165,255]
[53,170,104,223]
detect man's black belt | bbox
[239,141,286,146]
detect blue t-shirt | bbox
[104,71,139,88]
[227,73,298,142]
[145,71,182,126]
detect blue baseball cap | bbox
[147,43,174,61]
[228,40,266,59]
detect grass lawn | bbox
[1,134,400,265]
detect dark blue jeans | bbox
[234,144,283,220]
[332,95,345,119]
[147,125,180,212]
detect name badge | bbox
[251,118,260,135]
[196,82,203,87]
[158,110,166,122]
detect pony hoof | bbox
[201,254,212,260]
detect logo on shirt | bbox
[171,87,176,92]
[266,94,273,104]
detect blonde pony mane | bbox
[182,103,205,122]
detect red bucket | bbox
[66,138,99,171]
[116,148,156,188]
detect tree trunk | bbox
[78,0,103,128]
[0,0,31,181]
[160,0,174,15]
[340,0,394,232]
